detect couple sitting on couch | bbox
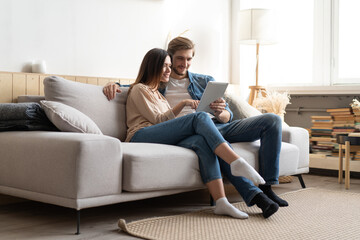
[102,37,288,219]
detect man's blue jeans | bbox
[179,113,282,205]
[131,112,282,206]
[219,113,282,205]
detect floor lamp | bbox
[238,9,276,105]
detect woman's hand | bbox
[183,99,199,109]
[103,82,122,101]
[172,99,199,116]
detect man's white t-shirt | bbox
[165,77,195,118]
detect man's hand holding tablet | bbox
[196,82,229,114]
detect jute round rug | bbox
[118,188,360,240]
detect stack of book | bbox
[351,107,360,131]
[354,151,360,161]
[326,108,356,136]
[310,115,336,156]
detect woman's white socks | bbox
[214,197,248,219]
[230,158,266,185]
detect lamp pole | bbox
[248,43,266,105]
[256,42,259,87]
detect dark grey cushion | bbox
[0,102,57,131]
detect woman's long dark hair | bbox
[130,48,169,91]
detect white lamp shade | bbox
[239,9,276,45]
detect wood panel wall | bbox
[0,71,134,103]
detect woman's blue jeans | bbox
[131,112,282,206]
[130,112,226,182]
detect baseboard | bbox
[309,168,360,179]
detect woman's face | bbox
[160,56,172,83]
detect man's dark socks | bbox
[259,184,289,207]
[250,192,279,218]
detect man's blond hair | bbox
[167,37,195,57]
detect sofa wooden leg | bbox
[295,174,306,188]
[75,210,80,235]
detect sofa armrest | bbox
[282,126,310,173]
[0,131,122,199]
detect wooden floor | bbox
[1,174,360,240]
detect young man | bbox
[103,37,287,218]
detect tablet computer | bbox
[196,81,228,114]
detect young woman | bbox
[125,48,268,219]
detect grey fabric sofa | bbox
[0,76,309,233]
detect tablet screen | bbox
[196,82,228,113]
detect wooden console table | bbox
[337,135,360,189]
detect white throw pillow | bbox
[40,100,103,134]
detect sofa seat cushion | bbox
[231,141,299,176]
[122,141,299,192]
[122,143,205,192]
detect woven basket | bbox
[279,176,293,183]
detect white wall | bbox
[0,0,231,81]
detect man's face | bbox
[170,49,193,79]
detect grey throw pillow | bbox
[224,93,290,127]
[224,93,262,120]
[44,76,128,141]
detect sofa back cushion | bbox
[44,76,128,141]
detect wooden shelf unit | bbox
[310,154,360,172]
